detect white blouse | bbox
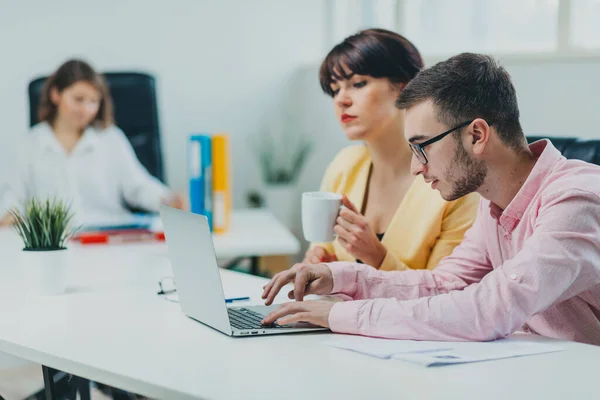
[0,122,171,225]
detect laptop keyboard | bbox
[227,307,291,330]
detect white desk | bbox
[93,208,301,260]
[0,208,300,276]
[0,241,599,399]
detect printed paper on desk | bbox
[78,213,162,233]
[325,335,563,366]
[391,338,563,366]
[323,335,452,359]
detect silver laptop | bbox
[160,205,328,337]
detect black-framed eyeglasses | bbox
[157,276,176,295]
[409,120,474,165]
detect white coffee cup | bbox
[302,191,343,242]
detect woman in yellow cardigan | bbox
[304,29,479,271]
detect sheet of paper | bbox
[391,338,562,366]
[78,213,162,232]
[324,335,562,365]
[323,335,453,359]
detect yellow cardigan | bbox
[314,145,480,271]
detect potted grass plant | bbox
[10,198,76,295]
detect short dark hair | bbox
[38,59,114,129]
[319,28,423,96]
[396,53,525,149]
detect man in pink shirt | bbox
[261,52,600,345]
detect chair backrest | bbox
[28,72,165,182]
[527,136,600,166]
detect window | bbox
[570,0,600,49]
[330,0,398,45]
[401,0,559,55]
[327,0,600,57]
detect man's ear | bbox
[50,87,60,105]
[469,118,491,156]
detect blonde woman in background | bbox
[0,59,185,226]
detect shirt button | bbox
[517,212,523,218]
[505,234,512,240]
[510,273,517,280]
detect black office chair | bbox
[527,136,600,166]
[28,72,165,183]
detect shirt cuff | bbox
[328,300,363,334]
[140,184,172,212]
[326,262,359,296]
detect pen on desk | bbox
[225,296,250,303]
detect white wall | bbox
[502,57,600,138]
[0,0,327,207]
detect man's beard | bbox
[444,140,487,201]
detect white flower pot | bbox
[263,183,299,232]
[21,249,69,296]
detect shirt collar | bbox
[489,139,563,229]
[38,122,100,155]
[37,122,61,153]
[76,126,100,153]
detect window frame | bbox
[396,0,600,63]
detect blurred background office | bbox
[1,0,600,240]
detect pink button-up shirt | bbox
[327,140,600,345]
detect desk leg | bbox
[249,256,260,275]
[75,377,91,400]
[41,366,57,400]
[221,255,267,276]
[221,256,244,270]
[39,366,90,400]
